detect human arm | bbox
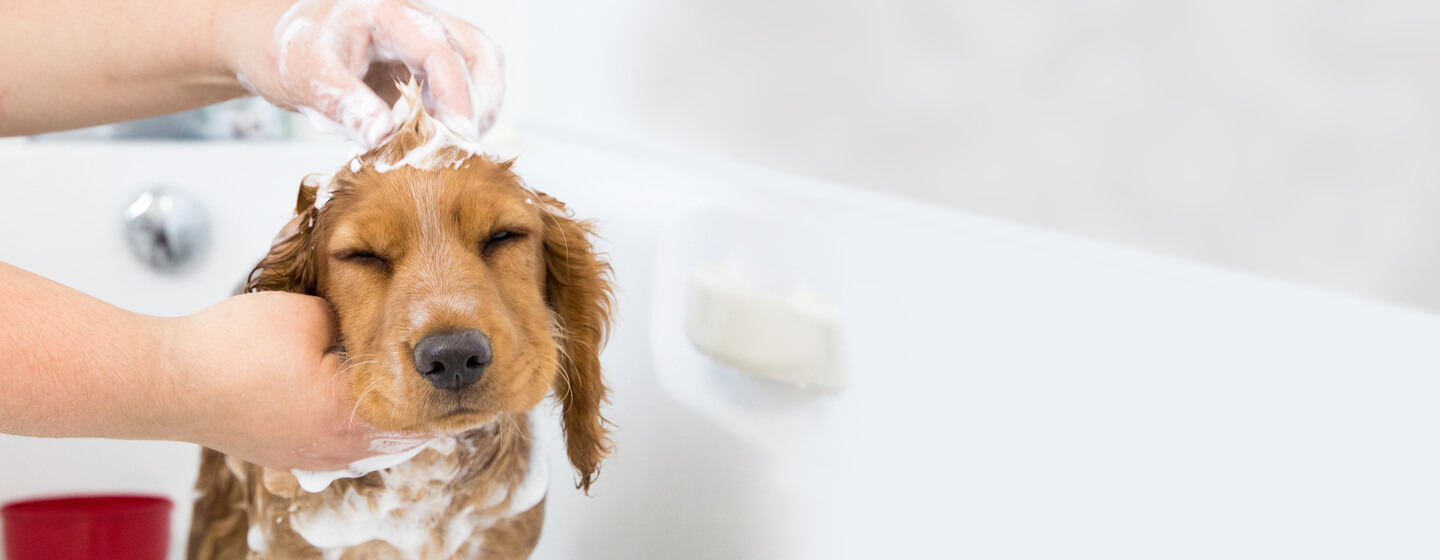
[0,261,419,470]
[0,0,502,146]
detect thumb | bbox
[295,59,397,149]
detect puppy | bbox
[188,83,614,559]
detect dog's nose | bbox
[413,329,492,390]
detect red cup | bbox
[2,495,172,560]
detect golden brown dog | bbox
[188,85,614,559]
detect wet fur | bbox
[188,90,614,559]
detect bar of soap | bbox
[684,263,846,392]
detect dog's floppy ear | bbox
[246,176,325,295]
[537,192,616,493]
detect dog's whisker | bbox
[318,360,379,395]
[348,376,387,429]
[389,387,407,423]
[507,413,530,444]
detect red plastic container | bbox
[2,495,172,560]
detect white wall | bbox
[500,0,1440,313]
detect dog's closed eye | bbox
[334,249,390,272]
[482,230,524,257]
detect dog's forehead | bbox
[324,160,540,247]
[349,158,527,207]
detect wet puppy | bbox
[188,84,614,559]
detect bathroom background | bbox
[5,0,1440,558]
[17,0,1440,312]
[527,0,1440,313]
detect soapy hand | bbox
[167,292,432,471]
[217,0,504,148]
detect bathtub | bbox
[2,128,1439,559]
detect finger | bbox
[440,15,505,134]
[372,4,494,139]
[293,294,340,350]
[295,55,398,149]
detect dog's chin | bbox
[349,363,550,434]
[365,396,503,432]
[361,409,498,435]
[424,409,501,435]
[350,387,491,433]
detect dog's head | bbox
[248,88,614,490]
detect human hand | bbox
[216,0,504,148]
[163,291,430,471]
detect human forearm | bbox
[0,0,259,135]
[0,262,430,469]
[0,0,503,146]
[0,262,183,440]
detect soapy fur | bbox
[187,81,613,559]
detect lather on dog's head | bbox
[248,85,614,490]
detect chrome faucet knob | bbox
[122,187,209,271]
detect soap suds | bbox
[298,106,352,143]
[505,413,550,516]
[303,82,395,148]
[302,172,336,209]
[369,437,428,454]
[273,1,395,148]
[442,507,482,557]
[266,0,506,148]
[290,436,477,558]
[284,416,548,558]
[403,8,449,43]
[371,84,486,173]
[247,522,267,553]
[291,485,438,556]
[292,440,430,493]
[476,414,549,515]
[274,16,316,76]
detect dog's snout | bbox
[413,329,492,390]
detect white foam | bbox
[291,440,431,493]
[275,16,316,76]
[506,413,550,516]
[268,0,505,148]
[298,106,353,143]
[286,417,549,556]
[247,522,267,553]
[293,78,395,149]
[403,8,448,43]
[301,172,336,209]
[475,415,549,515]
[291,485,438,556]
[368,437,427,454]
[290,436,476,557]
[371,88,486,173]
[443,507,482,557]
